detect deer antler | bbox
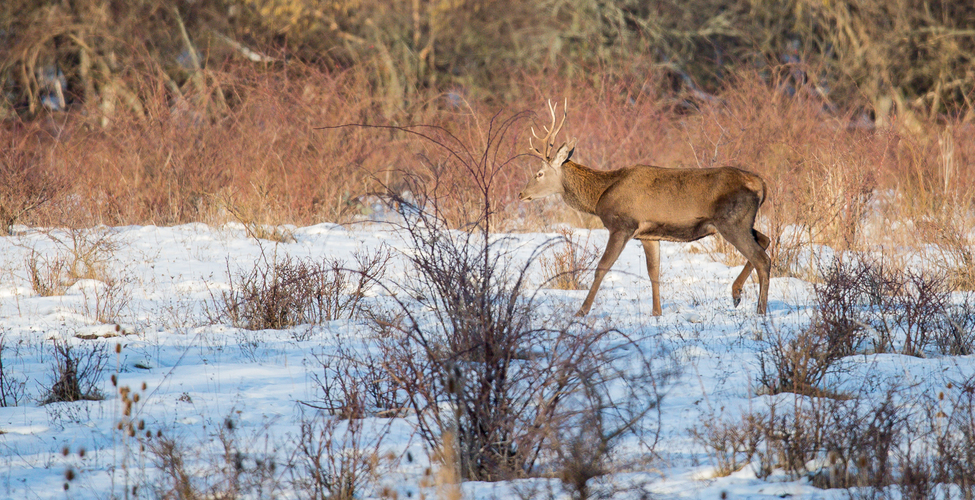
[528,98,568,160]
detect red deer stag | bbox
[519,100,771,316]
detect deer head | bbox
[519,99,576,201]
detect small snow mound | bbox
[66,279,107,296]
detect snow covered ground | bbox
[0,222,972,499]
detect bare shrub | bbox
[376,232,669,481]
[892,269,952,357]
[806,392,903,490]
[148,415,283,500]
[813,257,876,355]
[714,390,906,489]
[217,254,313,330]
[554,411,611,500]
[551,351,668,500]
[307,249,390,325]
[24,249,70,296]
[213,248,389,330]
[23,229,125,308]
[80,272,133,324]
[757,322,845,397]
[699,381,975,496]
[351,113,675,483]
[811,253,962,357]
[538,227,599,290]
[305,344,404,420]
[0,331,27,406]
[150,435,198,500]
[690,410,764,477]
[930,377,975,498]
[141,391,391,499]
[44,227,119,283]
[936,294,975,356]
[41,337,109,404]
[290,408,392,500]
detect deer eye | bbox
[536,171,544,178]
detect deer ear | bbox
[565,138,576,160]
[552,139,576,167]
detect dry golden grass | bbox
[538,227,600,290]
[2,61,973,293]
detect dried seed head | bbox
[65,468,75,481]
[78,447,86,458]
[111,374,118,387]
[115,343,121,353]
[61,446,70,456]
[141,381,147,391]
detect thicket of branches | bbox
[3,0,973,122]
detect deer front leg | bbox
[641,240,662,316]
[576,230,631,316]
[730,230,771,308]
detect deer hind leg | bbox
[577,229,631,317]
[641,240,662,316]
[719,227,771,314]
[731,230,771,307]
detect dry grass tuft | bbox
[42,338,109,404]
[539,227,600,290]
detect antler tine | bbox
[528,134,546,159]
[548,98,568,152]
[528,98,569,160]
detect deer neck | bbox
[559,161,615,215]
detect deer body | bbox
[520,100,771,316]
[556,161,766,241]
